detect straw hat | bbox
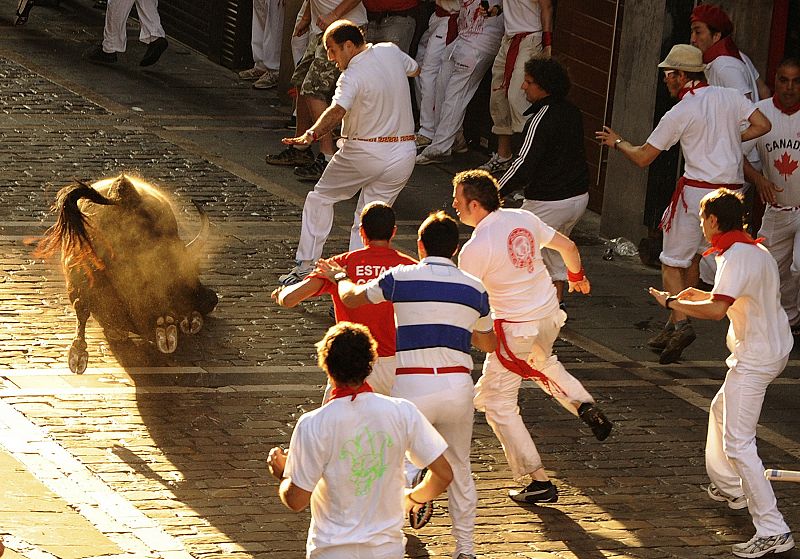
[657,44,706,73]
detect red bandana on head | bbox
[330,381,373,402]
[773,95,800,116]
[702,230,764,256]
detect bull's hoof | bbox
[179,312,203,335]
[68,339,88,375]
[155,316,178,354]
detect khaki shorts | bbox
[290,32,340,100]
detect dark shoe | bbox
[578,403,613,441]
[265,145,315,167]
[658,324,696,364]
[509,480,558,504]
[408,468,434,529]
[791,322,800,337]
[93,0,108,8]
[140,37,168,67]
[647,326,674,351]
[84,44,117,64]
[15,0,34,25]
[294,153,327,182]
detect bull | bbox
[36,174,218,374]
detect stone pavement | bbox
[1,1,800,558]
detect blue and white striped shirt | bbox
[364,256,490,369]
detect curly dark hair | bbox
[524,56,571,99]
[316,322,377,386]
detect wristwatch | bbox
[613,138,623,149]
[333,271,350,283]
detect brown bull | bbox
[36,174,218,374]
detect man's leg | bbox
[304,95,335,157]
[103,0,137,53]
[760,208,800,327]
[133,0,165,45]
[415,15,449,141]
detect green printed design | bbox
[339,426,394,496]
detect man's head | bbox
[657,44,706,98]
[775,58,800,109]
[417,211,459,258]
[316,322,377,386]
[359,201,396,244]
[700,188,745,242]
[323,20,366,71]
[522,57,571,103]
[451,170,500,227]
[690,4,733,53]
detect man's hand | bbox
[267,447,288,480]
[542,45,552,59]
[568,277,590,294]
[282,130,314,146]
[317,11,338,31]
[294,15,310,37]
[316,258,347,282]
[403,487,422,515]
[675,286,709,302]
[648,287,670,308]
[595,125,621,149]
[754,175,783,206]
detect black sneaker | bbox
[265,145,315,167]
[140,37,168,66]
[578,403,613,441]
[509,480,558,504]
[84,44,117,64]
[658,324,696,364]
[646,326,674,350]
[294,153,328,182]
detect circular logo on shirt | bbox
[507,227,536,272]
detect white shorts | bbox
[659,185,715,268]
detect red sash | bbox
[434,5,459,45]
[660,177,741,232]
[493,319,564,396]
[330,381,373,402]
[495,32,532,92]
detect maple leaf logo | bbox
[775,151,799,181]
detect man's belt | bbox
[769,203,800,212]
[367,7,417,21]
[349,134,416,143]
[395,366,470,375]
[660,176,742,232]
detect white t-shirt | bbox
[711,242,793,368]
[333,43,417,140]
[310,0,366,29]
[459,208,558,321]
[706,55,758,101]
[746,98,800,207]
[285,393,447,555]
[646,85,756,184]
[502,0,542,37]
[456,0,503,56]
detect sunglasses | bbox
[663,70,677,78]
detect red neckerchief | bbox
[773,95,800,116]
[702,36,741,63]
[702,230,764,256]
[678,80,709,100]
[493,319,564,396]
[330,381,373,401]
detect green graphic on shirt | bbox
[339,425,394,496]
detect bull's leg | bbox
[180,311,203,335]
[195,285,218,316]
[69,298,90,374]
[155,315,178,353]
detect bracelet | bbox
[408,493,424,505]
[567,266,585,282]
[614,138,623,150]
[542,31,552,47]
[665,295,678,309]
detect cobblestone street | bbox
[2,2,800,558]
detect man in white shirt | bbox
[267,322,453,559]
[596,44,770,364]
[649,189,794,559]
[453,169,612,505]
[278,20,419,286]
[84,0,168,66]
[744,58,800,333]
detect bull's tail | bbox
[34,181,116,263]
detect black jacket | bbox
[497,96,589,201]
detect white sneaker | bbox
[279,262,313,286]
[707,483,748,510]
[732,533,794,558]
[416,150,450,165]
[253,70,279,89]
[477,152,512,175]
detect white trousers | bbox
[102,0,165,53]
[415,13,450,139]
[295,141,415,262]
[521,193,589,282]
[310,541,403,559]
[705,358,791,537]
[758,206,800,325]
[322,356,396,403]
[424,41,494,156]
[474,312,593,482]
[393,373,476,556]
[251,0,284,71]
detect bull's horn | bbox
[186,200,209,252]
